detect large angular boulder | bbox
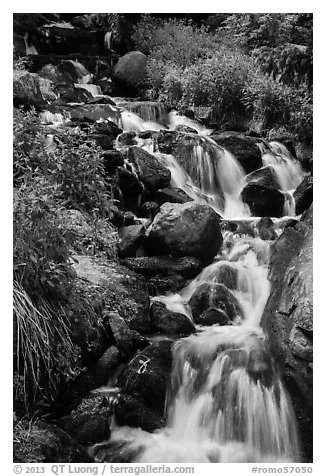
[71,255,151,334]
[126,147,171,194]
[145,202,223,264]
[189,283,244,324]
[241,184,285,217]
[211,131,263,174]
[113,51,148,90]
[261,207,313,461]
[245,166,281,190]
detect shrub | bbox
[13,179,75,302]
[133,16,218,67]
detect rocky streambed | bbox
[13,28,313,464]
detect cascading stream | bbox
[41,106,302,462]
[92,233,300,463]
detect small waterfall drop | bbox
[262,143,303,192]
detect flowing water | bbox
[88,108,303,463]
[40,105,302,462]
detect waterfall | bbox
[92,232,300,463]
[104,31,113,51]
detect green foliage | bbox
[180,50,256,127]
[133,16,218,67]
[222,13,312,50]
[13,180,75,302]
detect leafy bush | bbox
[133,16,218,67]
[13,180,75,302]
[181,50,256,126]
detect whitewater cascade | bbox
[41,106,303,462]
[88,109,303,463]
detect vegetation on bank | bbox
[130,14,312,140]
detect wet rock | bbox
[121,256,202,279]
[72,255,151,333]
[51,346,121,416]
[13,420,90,463]
[58,394,113,445]
[156,187,193,205]
[114,394,163,432]
[245,166,281,190]
[189,283,244,324]
[13,70,56,108]
[146,202,222,264]
[261,208,313,461]
[150,301,196,336]
[294,176,313,215]
[118,340,173,416]
[195,307,229,326]
[257,217,277,241]
[113,51,148,90]
[241,184,285,217]
[126,147,171,194]
[214,264,238,290]
[210,131,262,174]
[220,219,257,237]
[117,225,145,259]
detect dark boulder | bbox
[147,275,188,296]
[126,147,171,194]
[194,307,229,326]
[57,394,113,445]
[146,202,223,264]
[245,166,281,190]
[150,301,196,336]
[214,263,238,290]
[241,184,285,217]
[261,208,313,461]
[114,394,163,433]
[117,225,145,259]
[294,176,313,215]
[156,187,193,205]
[189,283,244,324]
[118,340,173,417]
[211,131,263,174]
[113,51,147,90]
[121,256,202,279]
[117,131,137,147]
